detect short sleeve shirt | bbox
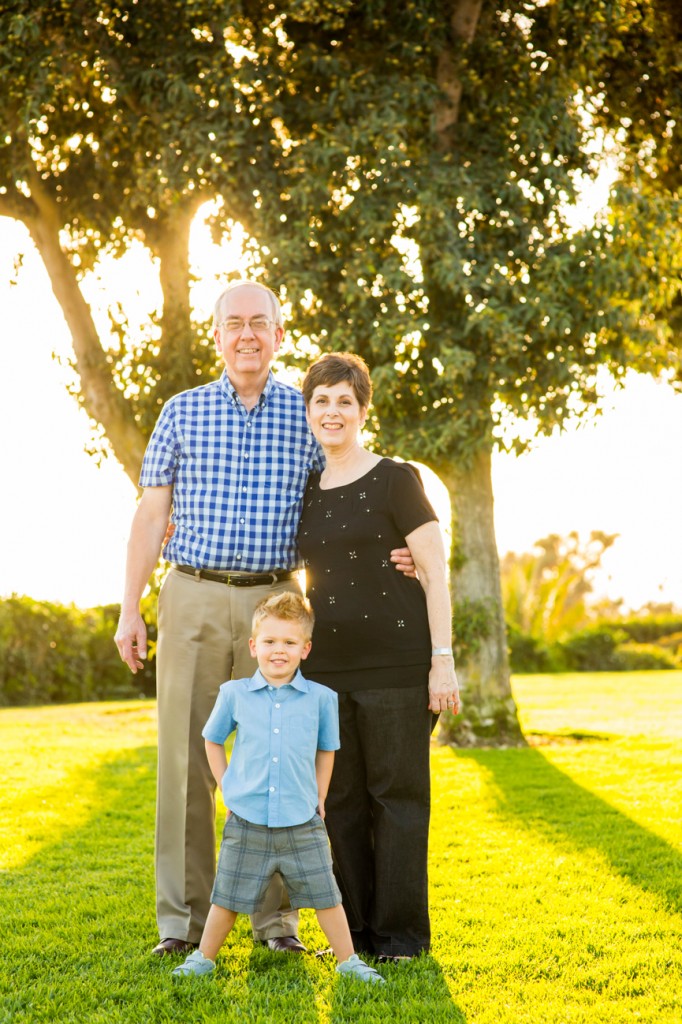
[298,458,438,684]
[202,669,340,827]
[139,371,323,571]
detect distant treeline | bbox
[0,596,680,707]
[0,596,156,707]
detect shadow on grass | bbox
[0,746,159,947]
[330,953,467,1023]
[243,943,321,1022]
[1,748,467,1023]
[456,747,682,914]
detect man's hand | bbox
[390,546,417,579]
[115,610,148,673]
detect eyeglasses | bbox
[216,316,276,334]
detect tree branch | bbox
[434,0,484,145]
[23,166,148,482]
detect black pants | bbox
[324,684,433,957]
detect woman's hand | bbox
[428,656,461,715]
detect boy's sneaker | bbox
[171,950,215,979]
[336,954,386,985]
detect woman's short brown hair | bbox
[302,352,373,409]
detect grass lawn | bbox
[1,671,680,1023]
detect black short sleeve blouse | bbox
[297,458,438,690]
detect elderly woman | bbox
[297,352,460,962]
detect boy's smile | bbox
[249,614,312,687]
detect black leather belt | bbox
[173,565,298,587]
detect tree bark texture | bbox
[434,0,484,145]
[435,448,524,745]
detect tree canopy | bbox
[243,0,681,462]
[2,0,681,741]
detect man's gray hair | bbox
[213,280,283,329]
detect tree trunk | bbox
[435,447,524,746]
[21,175,148,484]
[152,202,203,388]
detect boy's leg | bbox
[315,906,354,964]
[172,904,238,979]
[199,905,238,962]
[317,907,386,985]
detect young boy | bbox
[172,591,385,985]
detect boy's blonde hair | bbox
[251,591,315,641]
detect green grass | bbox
[1,673,681,1023]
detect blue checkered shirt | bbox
[139,371,323,571]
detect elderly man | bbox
[115,280,412,956]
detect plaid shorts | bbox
[211,812,342,913]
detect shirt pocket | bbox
[287,712,319,739]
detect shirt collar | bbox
[248,668,311,693]
[219,369,276,408]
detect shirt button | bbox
[239,518,245,524]
[275,703,281,709]
[273,728,280,734]
[269,786,275,792]
[272,757,278,763]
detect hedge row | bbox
[0,596,156,707]
[2,597,680,707]
[508,617,682,674]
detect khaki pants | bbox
[155,567,302,943]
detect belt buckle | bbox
[227,573,256,587]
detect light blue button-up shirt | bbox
[202,669,340,827]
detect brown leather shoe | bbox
[261,935,307,953]
[152,937,199,956]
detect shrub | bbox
[612,615,682,644]
[507,626,558,673]
[0,596,156,706]
[615,642,679,671]
[556,625,627,672]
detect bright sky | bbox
[2,213,681,612]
